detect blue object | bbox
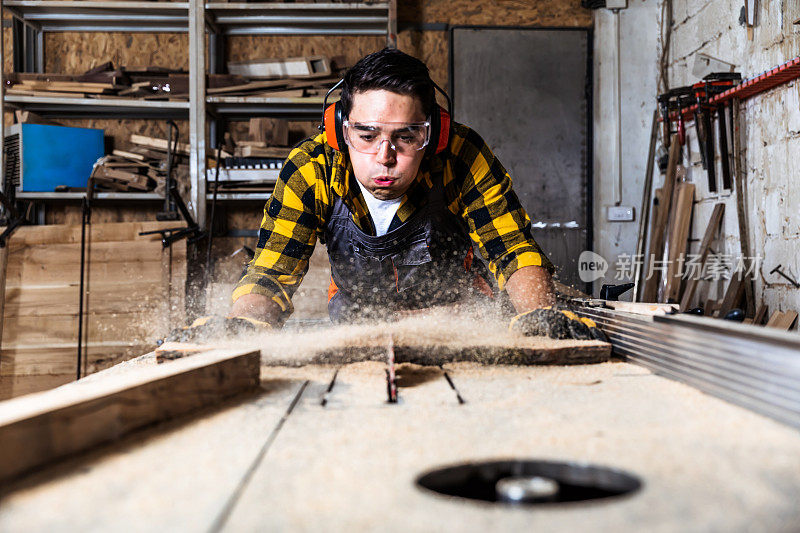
[11,123,104,192]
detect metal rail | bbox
[578,305,800,430]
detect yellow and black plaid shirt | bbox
[233,122,553,317]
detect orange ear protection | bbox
[320,80,452,157]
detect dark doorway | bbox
[450,27,592,291]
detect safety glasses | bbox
[342,120,431,155]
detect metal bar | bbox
[189,0,206,227]
[387,0,397,48]
[577,306,800,430]
[633,108,658,302]
[34,28,43,72]
[223,26,387,36]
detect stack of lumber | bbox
[4,56,343,102]
[87,133,198,196]
[0,221,186,399]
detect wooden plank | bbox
[680,204,725,311]
[4,281,165,317]
[643,137,681,302]
[765,311,785,328]
[1,342,150,377]
[769,311,799,331]
[753,304,768,326]
[605,301,679,316]
[248,117,288,146]
[130,134,192,156]
[111,149,146,161]
[206,79,287,95]
[7,240,171,266]
[0,375,74,400]
[240,145,292,158]
[227,55,330,79]
[2,313,161,346]
[715,271,745,318]
[1,221,186,246]
[662,182,695,303]
[0,347,261,483]
[7,256,176,287]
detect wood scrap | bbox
[0,347,260,483]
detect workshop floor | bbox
[1,361,800,532]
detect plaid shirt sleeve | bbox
[231,134,331,320]
[448,123,554,289]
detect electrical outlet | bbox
[607,205,635,222]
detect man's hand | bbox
[509,306,607,341]
[161,315,272,344]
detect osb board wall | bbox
[44,33,188,73]
[398,0,592,26]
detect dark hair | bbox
[340,48,435,119]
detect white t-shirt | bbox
[357,181,402,237]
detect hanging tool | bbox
[770,265,800,288]
[692,73,741,193]
[386,335,397,403]
[76,166,100,380]
[157,120,181,221]
[138,125,205,247]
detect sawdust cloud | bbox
[198,300,605,367]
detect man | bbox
[223,48,597,340]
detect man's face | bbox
[346,89,427,200]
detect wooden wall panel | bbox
[0,221,186,399]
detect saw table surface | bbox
[1,360,800,532]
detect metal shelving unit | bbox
[2,1,397,222]
[4,95,190,119]
[16,191,163,201]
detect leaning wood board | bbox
[0,347,260,484]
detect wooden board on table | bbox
[0,347,261,483]
[159,311,611,367]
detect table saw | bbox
[0,304,799,532]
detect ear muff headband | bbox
[320,80,452,156]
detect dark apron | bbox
[323,174,495,323]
